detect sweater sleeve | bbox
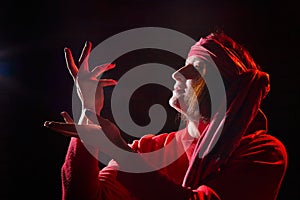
[61,138,102,200]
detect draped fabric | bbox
[182,35,271,188]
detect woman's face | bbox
[169,63,204,121]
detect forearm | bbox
[61,110,101,200]
[61,137,101,200]
[60,108,131,200]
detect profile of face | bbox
[169,57,206,122]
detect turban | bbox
[182,33,271,188]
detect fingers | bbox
[90,63,116,78]
[78,41,92,72]
[44,120,102,138]
[60,111,74,123]
[44,121,79,138]
[64,41,116,83]
[98,79,118,87]
[64,48,78,80]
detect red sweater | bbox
[61,125,287,200]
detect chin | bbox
[169,96,201,123]
[169,96,186,115]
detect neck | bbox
[187,118,209,138]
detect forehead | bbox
[175,64,202,80]
[185,56,205,67]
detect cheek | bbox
[185,80,197,96]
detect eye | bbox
[193,62,206,77]
[193,60,201,68]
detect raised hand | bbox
[64,41,117,115]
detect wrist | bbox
[82,103,101,116]
[78,108,93,125]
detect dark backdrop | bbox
[0,0,298,199]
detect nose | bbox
[172,64,200,81]
[172,68,186,81]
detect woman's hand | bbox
[44,110,133,153]
[64,41,117,115]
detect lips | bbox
[174,89,185,93]
[173,89,185,96]
[174,85,186,91]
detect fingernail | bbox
[44,121,52,127]
[107,63,116,68]
[85,41,91,47]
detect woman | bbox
[45,31,287,199]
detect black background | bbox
[0,0,298,199]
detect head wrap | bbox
[182,33,270,188]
